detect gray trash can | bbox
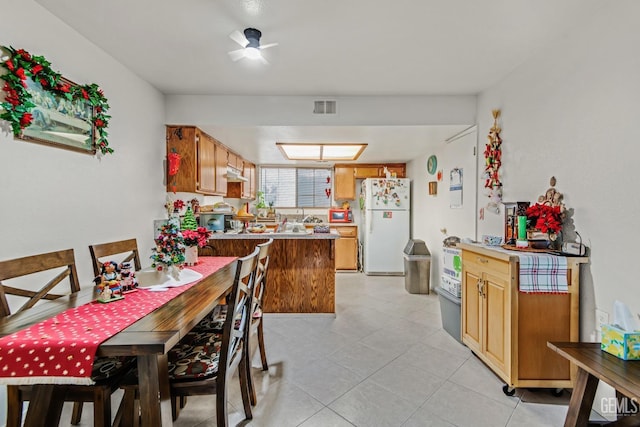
[403,239,431,294]
[437,286,462,343]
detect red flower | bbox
[39,78,48,87]
[525,203,563,234]
[81,88,89,99]
[15,68,26,80]
[173,199,185,211]
[95,119,104,127]
[58,83,70,93]
[5,60,14,71]
[96,106,102,113]
[16,49,31,61]
[20,113,33,127]
[31,64,43,75]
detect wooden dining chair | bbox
[168,246,259,425]
[117,247,260,426]
[0,249,132,427]
[89,238,142,277]
[246,238,273,405]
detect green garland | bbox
[0,46,112,155]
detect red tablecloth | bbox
[0,257,236,385]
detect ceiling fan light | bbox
[244,47,262,60]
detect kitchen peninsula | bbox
[207,231,340,313]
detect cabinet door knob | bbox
[477,257,489,264]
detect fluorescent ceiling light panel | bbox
[277,143,367,161]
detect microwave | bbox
[328,209,353,223]
[200,213,234,232]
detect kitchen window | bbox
[260,167,331,208]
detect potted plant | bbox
[256,191,268,218]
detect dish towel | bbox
[518,254,568,293]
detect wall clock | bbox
[427,155,438,175]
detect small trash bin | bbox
[437,286,462,343]
[403,239,431,294]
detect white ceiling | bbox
[34,0,604,164]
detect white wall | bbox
[0,1,167,420]
[476,1,640,341]
[408,129,478,290]
[0,2,166,298]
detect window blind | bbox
[260,167,331,208]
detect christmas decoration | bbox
[167,149,181,192]
[181,206,198,231]
[484,109,503,213]
[0,46,112,155]
[150,219,185,272]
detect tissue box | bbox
[601,324,640,360]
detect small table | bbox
[547,342,640,427]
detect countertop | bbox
[208,230,340,240]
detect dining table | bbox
[0,256,237,427]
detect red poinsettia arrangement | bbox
[525,203,564,235]
[0,46,112,154]
[181,227,212,247]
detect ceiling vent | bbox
[313,100,336,114]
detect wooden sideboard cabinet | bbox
[331,225,358,270]
[459,243,588,392]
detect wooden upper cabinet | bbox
[386,164,406,178]
[334,163,406,200]
[166,125,224,195]
[213,141,228,195]
[197,131,216,194]
[242,161,256,199]
[226,161,256,200]
[227,151,242,170]
[353,165,381,179]
[352,163,406,178]
[334,166,356,200]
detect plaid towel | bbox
[518,254,568,293]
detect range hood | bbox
[226,166,248,182]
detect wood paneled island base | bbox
[206,234,338,313]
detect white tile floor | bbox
[59,272,610,426]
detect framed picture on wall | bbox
[18,76,97,154]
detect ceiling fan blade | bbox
[229,30,249,47]
[228,49,246,62]
[259,42,279,50]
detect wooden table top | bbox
[0,258,236,358]
[548,342,640,399]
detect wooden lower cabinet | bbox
[332,226,358,270]
[460,243,588,390]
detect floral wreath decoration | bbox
[0,46,112,155]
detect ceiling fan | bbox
[228,28,278,64]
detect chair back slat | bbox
[252,239,273,317]
[218,247,259,387]
[89,239,141,276]
[0,249,79,318]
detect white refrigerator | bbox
[362,178,410,275]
